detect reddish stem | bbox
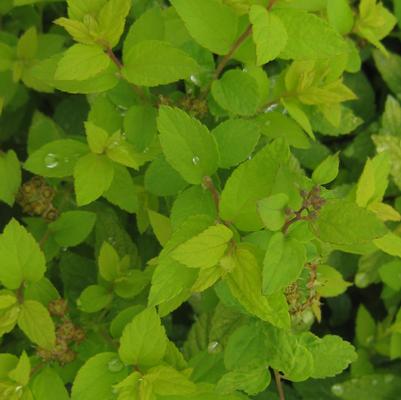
[105,48,148,102]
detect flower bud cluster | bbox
[16,176,58,221]
[37,299,85,365]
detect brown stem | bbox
[213,24,252,81]
[106,47,124,69]
[16,284,24,304]
[105,48,148,102]
[282,206,307,234]
[39,228,50,249]
[202,176,220,213]
[274,369,286,400]
[30,362,45,377]
[201,0,278,99]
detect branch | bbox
[201,0,278,99]
[202,176,220,214]
[105,48,148,102]
[274,369,286,400]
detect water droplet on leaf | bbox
[44,153,59,169]
[108,358,124,372]
[207,341,221,354]
[190,75,200,85]
[331,384,344,396]
[192,156,200,165]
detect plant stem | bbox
[282,206,307,234]
[105,48,148,102]
[274,369,286,400]
[202,176,220,213]
[30,362,45,377]
[201,0,278,99]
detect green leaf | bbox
[123,7,165,50]
[71,353,128,400]
[326,0,354,35]
[110,305,145,339]
[374,232,401,258]
[74,153,114,206]
[372,134,401,191]
[97,0,132,48]
[105,132,149,169]
[212,119,260,168]
[18,300,55,349]
[273,8,348,60]
[312,153,339,185]
[211,69,260,116]
[225,244,290,329]
[157,106,219,184]
[282,99,314,139]
[122,40,199,87]
[85,121,109,154]
[148,258,198,307]
[32,367,69,400]
[0,219,46,290]
[171,0,239,55]
[224,322,268,371]
[0,150,21,206]
[249,5,287,66]
[49,211,96,247]
[379,260,401,291]
[145,365,197,396]
[171,224,233,269]
[303,333,357,379]
[123,105,158,152]
[119,307,168,367]
[311,200,387,245]
[0,305,19,338]
[356,305,376,347]
[24,139,89,178]
[382,96,401,136]
[144,156,188,197]
[0,43,14,71]
[373,50,401,97]
[27,111,62,155]
[264,327,314,382]
[329,373,401,400]
[0,293,17,309]
[17,27,37,60]
[98,241,121,282]
[355,0,397,54]
[356,158,376,207]
[8,352,30,386]
[263,232,306,295]
[114,270,149,299]
[54,17,94,45]
[257,193,289,232]
[220,140,292,231]
[217,365,271,396]
[256,111,310,149]
[317,264,351,297]
[103,165,138,213]
[78,285,113,313]
[170,186,217,230]
[55,44,110,81]
[148,210,173,246]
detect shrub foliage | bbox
[1,0,401,399]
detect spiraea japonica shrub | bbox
[1,0,401,399]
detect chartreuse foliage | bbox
[1,0,401,399]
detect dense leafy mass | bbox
[1,0,401,399]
